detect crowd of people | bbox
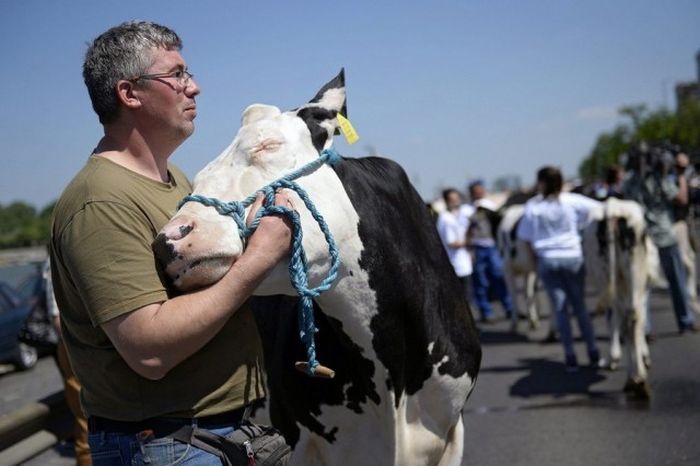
[436,153,700,374]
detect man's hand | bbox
[245,191,294,265]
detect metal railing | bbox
[0,391,70,465]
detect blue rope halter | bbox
[178,147,342,377]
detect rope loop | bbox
[178,148,342,376]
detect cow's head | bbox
[154,69,348,291]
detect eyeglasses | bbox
[130,69,194,88]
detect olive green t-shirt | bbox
[50,154,265,421]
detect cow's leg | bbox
[524,271,540,330]
[623,301,651,400]
[623,249,652,401]
[438,415,464,466]
[608,304,622,371]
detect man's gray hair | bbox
[83,21,182,124]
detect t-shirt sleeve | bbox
[57,201,168,326]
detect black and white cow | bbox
[583,197,657,400]
[154,70,481,465]
[496,203,542,332]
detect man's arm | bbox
[102,208,291,381]
[675,173,689,205]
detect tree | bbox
[579,100,700,181]
[578,124,632,180]
[0,201,55,249]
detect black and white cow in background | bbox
[154,70,481,465]
[496,203,544,332]
[583,197,658,400]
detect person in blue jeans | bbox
[466,181,514,322]
[517,167,603,372]
[623,147,699,335]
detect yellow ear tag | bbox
[336,113,359,145]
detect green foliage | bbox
[0,201,55,249]
[579,100,700,180]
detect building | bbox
[675,50,700,109]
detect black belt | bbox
[88,405,249,436]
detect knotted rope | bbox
[178,148,342,377]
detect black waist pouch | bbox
[169,421,291,466]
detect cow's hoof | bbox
[623,377,651,401]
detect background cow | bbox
[154,70,481,465]
[496,203,542,332]
[583,197,657,400]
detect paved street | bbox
[3,286,700,465]
[463,288,700,465]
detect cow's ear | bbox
[308,68,347,118]
[295,68,347,152]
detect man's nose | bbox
[185,77,201,97]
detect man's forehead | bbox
[149,48,185,70]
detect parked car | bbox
[0,279,38,370]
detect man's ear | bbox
[294,68,346,152]
[115,80,142,110]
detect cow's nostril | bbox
[179,224,194,239]
[153,233,177,265]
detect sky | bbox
[1,0,699,209]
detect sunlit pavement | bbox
[463,287,700,465]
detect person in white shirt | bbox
[437,188,473,304]
[517,167,603,373]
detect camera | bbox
[622,141,679,176]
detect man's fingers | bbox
[246,190,298,227]
[246,193,265,225]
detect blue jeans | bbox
[658,244,696,331]
[88,424,235,465]
[472,246,514,319]
[538,256,599,361]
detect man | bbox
[517,167,603,372]
[436,188,473,304]
[671,152,700,314]
[50,21,292,465]
[623,148,699,334]
[466,180,514,322]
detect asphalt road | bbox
[463,288,700,466]
[3,287,700,465]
